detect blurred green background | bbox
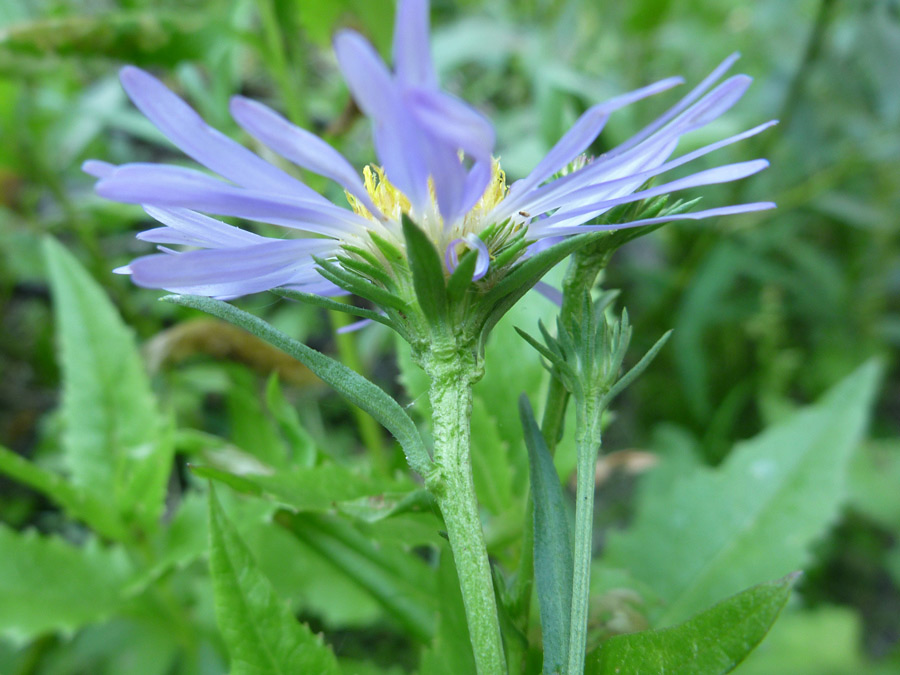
[0,0,897,673]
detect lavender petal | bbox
[118,67,321,200]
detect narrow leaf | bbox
[587,573,798,675]
[520,394,573,674]
[402,213,448,325]
[208,488,341,675]
[601,329,672,407]
[162,294,432,477]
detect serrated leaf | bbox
[520,395,573,675]
[0,444,127,541]
[0,526,133,643]
[603,360,882,625]
[163,294,432,478]
[587,574,797,675]
[208,488,342,675]
[402,214,448,326]
[44,237,171,530]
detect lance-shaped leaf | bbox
[603,360,882,625]
[44,237,172,531]
[586,573,798,675]
[163,294,432,477]
[208,488,341,675]
[520,395,573,674]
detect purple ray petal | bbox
[119,67,322,201]
[337,318,375,334]
[393,0,436,87]
[495,76,683,221]
[82,160,116,179]
[128,238,335,297]
[334,30,397,120]
[533,281,563,306]
[96,164,368,236]
[140,207,266,248]
[533,202,775,237]
[670,75,752,133]
[371,117,431,213]
[606,52,741,159]
[456,160,494,219]
[533,159,769,231]
[444,233,490,279]
[335,30,431,211]
[518,121,776,218]
[406,87,495,162]
[229,96,384,219]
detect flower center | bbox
[346,161,509,252]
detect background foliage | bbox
[0,0,897,673]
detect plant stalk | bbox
[566,397,603,675]
[427,348,507,675]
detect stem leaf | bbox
[520,394,573,674]
[208,488,342,675]
[586,573,798,675]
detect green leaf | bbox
[227,367,290,468]
[735,607,869,675]
[420,545,477,674]
[587,574,798,675]
[0,444,127,541]
[401,214,448,326]
[275,511,437,643]
[0,12,218,65]
[162,294,432,477]
[193,461,411,513]
[848,439,900,531]
[446,246,479,302]
[44,237,172,530]
[603,360,882,625]
[265,374,317,468]
[520,395,573,675]
[208,488,342,675]
[0,525,133,643]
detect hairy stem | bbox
[427,348,507,675]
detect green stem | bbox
[328,308,390,472]
[427,348,507,675]
[566,400,602,675]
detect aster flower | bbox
[86,0,773,309]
